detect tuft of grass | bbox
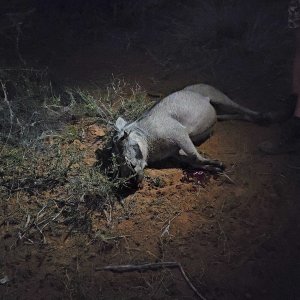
[73,78,154,123]
[149,176,166,188]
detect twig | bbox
[177,263,207,300]
[0,68,44,73]
[17,207,64,243]
[97,261,178,272]
[287,165,300,170]
[63,223,76,242]
[39,207,64,230]
[0,80,13,153]
[96,262,207,300]
[161,213,180,238]
[103,203,112,225]
[24,214,31,228]
[103,235,130,241]
[220,172,235,184]
[5,9,36,65]
[15,22,26,65]
[36,204,48,220]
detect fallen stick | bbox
[96,261,207,300]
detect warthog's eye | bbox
[113,129,129,143]
[132,144,143,160]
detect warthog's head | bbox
[112,117,147,184]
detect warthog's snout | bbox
[118,155,144,184]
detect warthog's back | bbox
[183,84,231,105]
[139,90,217,137]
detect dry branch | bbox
[96,261,207,300]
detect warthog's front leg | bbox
[174,132,224,172]
[177,150,224,172]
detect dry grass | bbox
[0,72,154,244]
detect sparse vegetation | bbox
[0,71,154,244]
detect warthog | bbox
[112,84,274,183]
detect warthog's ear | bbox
[115,117,127,131]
